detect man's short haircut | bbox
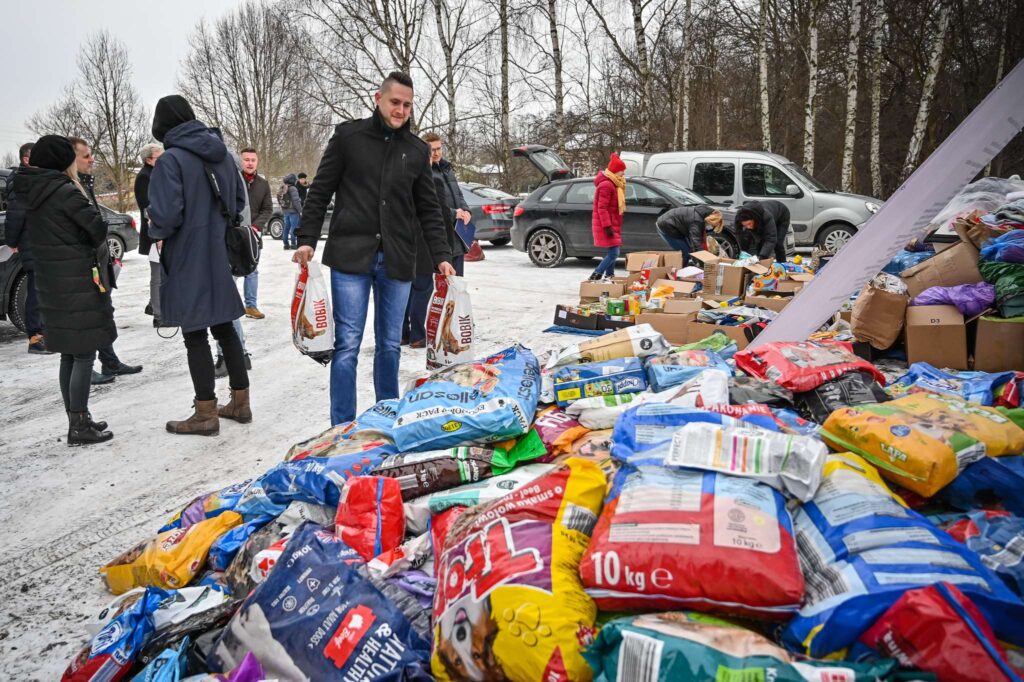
[422,132,442,144]
[240,147,257,155]
[68,136,88,150]
[297,172,307,179]
[19,142,34,160]
[381,71,414,93]
[139,143,163,163]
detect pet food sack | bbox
[584,613,899,682]
[888,362,1018,407]
[393,345,541,452]
[101,512,243,595]
[553,357,648,407]
[783,452,1024,658]
[677,330,739,360]
[954,511,1024,595]
[581,464,805,617]
[373,447,506,500]
[285,424,397,463]
[159,479,253,532]
[210,522,431,681]
[426,274,474,369]
[644,349,731,393]
[565,393,649,430]
[821,393,1024,497]
[334,476,405,561]
[860,583,1022,682]
[937,456,1024,516]
[666,422,827,501]
[735,340,886,393]
[207,516,273,572]
[290,261,334,366]
[546,324,670,370]
[431,459,606,682]
[729,375,795,407]
[533,405,590,455]
[794,371,889,424]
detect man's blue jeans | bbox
[656,227,692,264]
[330,252,411,425]
[283,212,299,248]
[243,269,258,308]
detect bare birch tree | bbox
[758,0,772,151]
[672,0,693,150]
[868,0,885,196]
[840,0,862,191]
[901,1,951,180]
[802,0,820,173]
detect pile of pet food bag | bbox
[63,305,1024,682]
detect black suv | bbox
[0,167,139,332]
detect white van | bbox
[619,150,882,250]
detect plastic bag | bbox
[431,459,605,682]
[334,476,405,561]
[794,371,889,424]
[666,422,827,501]
[581,464,805,617]
[675,330,738,359]
[290,261,334,366]
[207,516,272,572]
[937,455,1024,516]
[729,375,794,407]
[553,357,647,407]
[532,405,589,455]
[912,281,997,317]
[980,259,1024,317]
[821,394,1024,496]
[982,229,1024,264]
[782,452,1024,658]
[131,638,190,682]
[585,613,899,682]
[426,274,475,369]
[373,447,508,500]
[888,362,1017,406]
[928,177,1024,233]
[101,513,243,595]
[860,583,1022,682]
[210,522,431,681]
[735,340,886,393]
[545,323,670,371]
[955,511,1024,595]
[284,423,397,463]
[393,345,541,452]
[883,249,935,275]
[644,349,731,392]
[159,480,252,532]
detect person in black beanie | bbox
[15,135,115,445]
[148,95,252,436]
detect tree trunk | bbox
[631,0,654,149]
[869,0,884,196]
[758,0,772,151]
[985,4,1008,177]
[500,0,511,184]
[802,1,819,174]
[547,0,565,153]
[432,0,459,160]
[901,2,951,181]
[840,0,862,192]
[673,0,693,150]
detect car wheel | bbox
[269,218,284,240]
[527,228,566,268]
[816,223,856,252]
[489,237,511,247]
[717,233,740,259]
[9,271,28,334]
[107,235,125,261]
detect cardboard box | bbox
[744,294,792,313]
[579,280,625,303]
[625,251,664,272]
[663,298,703,315]
[652,279,699,297]
[624,267,672,289]
[851,286,909,350]
[972,316,1024,372]
[774,273,813,294]
[599,315,636,331]
[659,251,684,270]
[905,305,968,370]
[900,241,982,298]
[691,251,771,297]
[553,305,599,331]
[685,320,757,349]
[636,312,695,345]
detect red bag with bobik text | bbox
[290,261,334,365]
[425,274,474,369]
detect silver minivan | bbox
[619,150,882,250]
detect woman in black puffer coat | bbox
[17,135,116,445]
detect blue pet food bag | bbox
[553,356,648,407]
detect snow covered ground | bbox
[0,241,595,679]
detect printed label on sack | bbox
[619,473,701,514]
[610,522,700,545]
[842,527,940,554]
[324,605,376,668]
[712,478,780,554]
[859,547,971,570]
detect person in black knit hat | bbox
[15,135,116,445]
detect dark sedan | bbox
[459,182,520,246]
[511,176,795,268]
[267,197,333,240]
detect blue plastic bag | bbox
[553,356,647,407]
[644,350,731,392]
[883,248,935,275]
[981,229,1024,264]
[392,345,540,452]
[208,516,274,572]
[960,511,1024,595]
[936,455,1024,516]
[130,637,189,682]
[889,362,1017,406]
[209,522,432,681]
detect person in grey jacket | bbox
[656,205,723,263]
[280,173,302,250]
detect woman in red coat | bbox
[589,152,627,280]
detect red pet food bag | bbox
[534,405,590,455]
[334,476,404,561]
[735,340,886,393]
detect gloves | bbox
[604,226,615,239]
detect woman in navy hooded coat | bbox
[148,95,252,436]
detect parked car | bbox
[266,197,333,240]
[618,150,882,251]
[459,182,520,246]
[511,174,795,268]
[0,167,138,332]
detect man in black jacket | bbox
[70,137,143,384]
[296,172,309,204]
[239,148,272,319]
[294,71,455,425]
[4,142,52,354]
[135,142,163,326]
[734,199,790,262]
[655,204,723,263]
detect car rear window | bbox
[564,182,595,204]
[471,186,516,201]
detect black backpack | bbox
[203,164,261,277]
[278,184,292,210]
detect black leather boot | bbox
[68,411,114,446]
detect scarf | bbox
[243,172,256,184]
[603,169,626,215]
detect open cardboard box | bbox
[905,305,969,370]
[625,251,665,272]
[652,278,700,297]
[744,294,793,313]
[579,280,626,303]
[900,241,982,299]
[690,250,772,297]
[636,311,696,345]
[553,304,600,330]
[774,273,813,294]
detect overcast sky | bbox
[0,0,245,155]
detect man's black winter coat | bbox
[735,200,790,260]
[296,109,452,281]
[4,164,33,270]
[135,163,155,255]
[656,204,715,253]
[17,168,116,354]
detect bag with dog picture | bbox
[426,274,474,370]
[291,261,334,366]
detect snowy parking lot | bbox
[0,242,591,679]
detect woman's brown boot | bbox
[218,388,252,424]
[166,399,219,436]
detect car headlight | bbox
[865,202,880,214]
